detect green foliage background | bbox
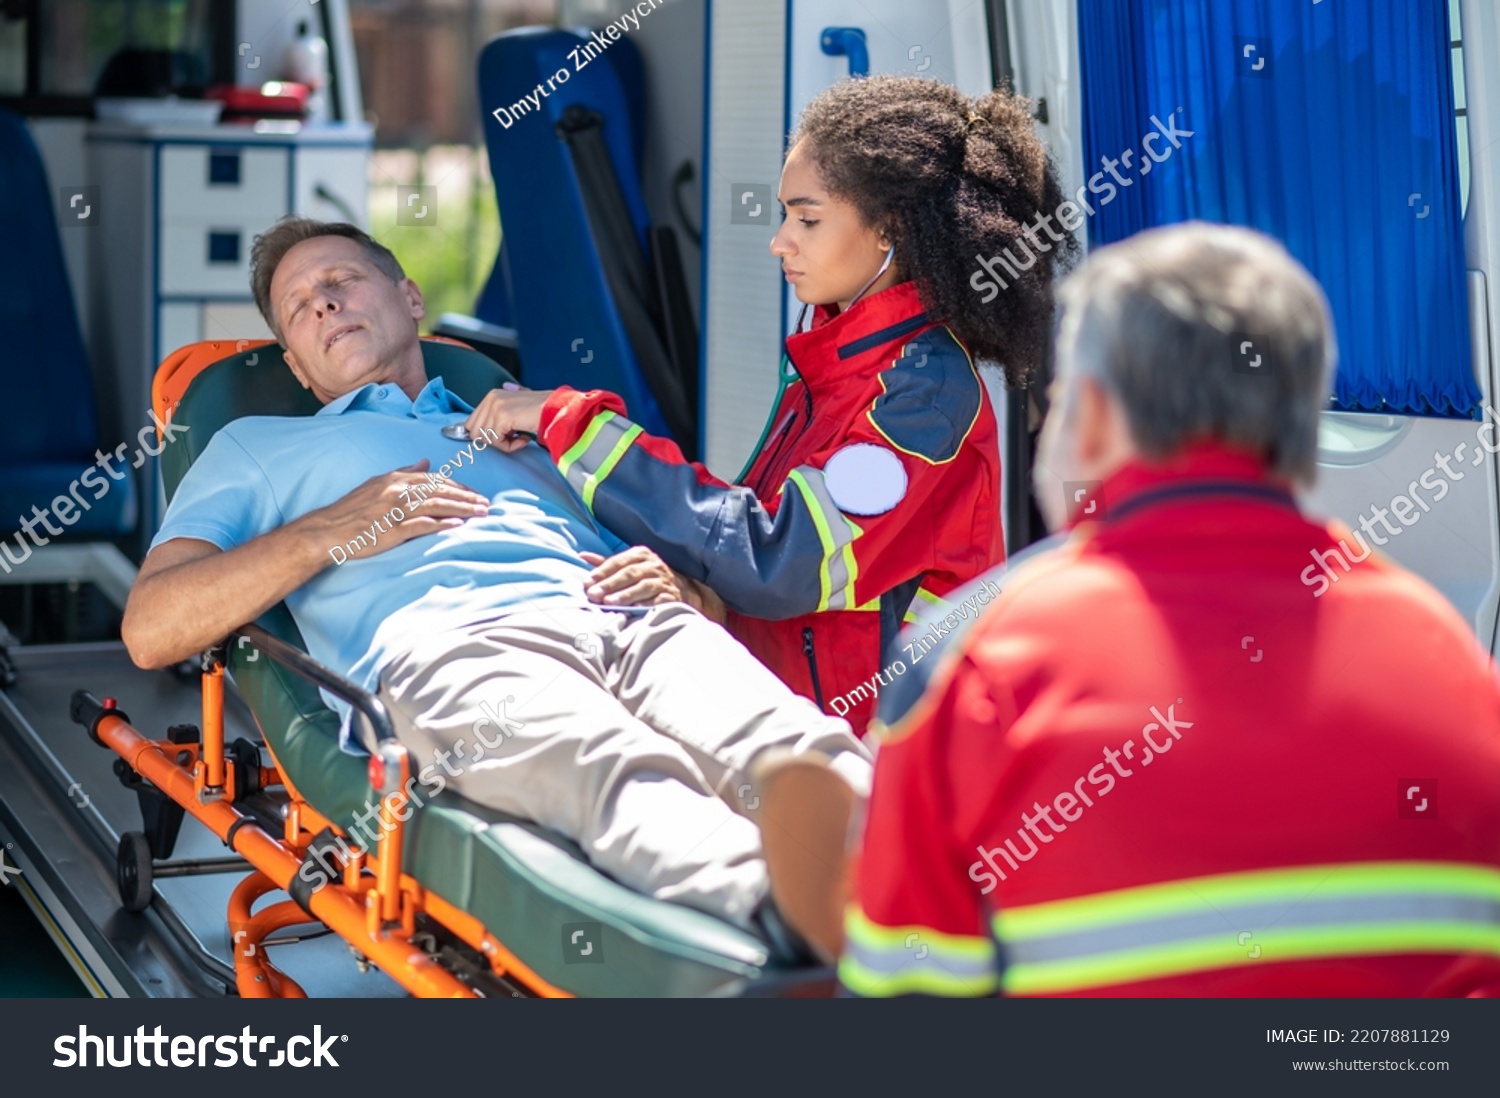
[368,148,502,333]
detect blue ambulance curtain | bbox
[1078,0,1479,418]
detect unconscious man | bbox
[119,217,872,949]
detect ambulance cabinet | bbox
[85,121,371,538]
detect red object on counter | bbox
[205,82,310,122]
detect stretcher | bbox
[69,337,826,998]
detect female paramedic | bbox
[467,76,1074,736]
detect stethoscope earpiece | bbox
[792,245,896,334]
[846,245,896,311]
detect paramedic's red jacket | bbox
[843,443,1500,996]
[535,281,1004,735]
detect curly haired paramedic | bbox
[468,76,1077,736]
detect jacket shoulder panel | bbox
[867,327,984,465]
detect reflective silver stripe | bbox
[787,465,857,611]
[843,936,997,982]
[561,413,635,500]
[1006,893,1500,968]
[841,909,999,996]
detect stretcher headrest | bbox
[151,336,515,504]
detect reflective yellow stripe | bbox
[786,469,859,611]
[556,411,642,514]
[1002,923,1500,997]
[838,514,861,608]
[839,955,1000,998]
[557,410,616,481]
[914,586,945,608]
[841,907,998,997]
[906,585,945,623]
[581,423,643,510]
[845,907,993,955]
[995,862,1500,996]
[786,470,834,610]
[998,862,1500,938]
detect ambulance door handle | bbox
[820,27,869,78]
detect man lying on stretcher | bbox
[120,216,871,954]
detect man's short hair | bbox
[1055,222,1336,485]
[249,216,406,340]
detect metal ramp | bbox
[0,640,403,998]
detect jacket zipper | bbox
[754,385,815,493]
[802,625,826,711]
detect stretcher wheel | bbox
[117,830,154,913]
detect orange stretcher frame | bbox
[75,660,571,999]
[108,334,573,998]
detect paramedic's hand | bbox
[466,383,553,454]
[300,460,490,563]
[679,574,727,624]
[580,548,727,621]
[580,547,683,607]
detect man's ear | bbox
[1072,376,1111,465]
[402,278,426,323]
[282,347,310,390]
[1073,375,1137,471]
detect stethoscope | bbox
[446,249,896,460]
[736,246,895,482]
[440,423,536,442]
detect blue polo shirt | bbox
[151,377,629,748]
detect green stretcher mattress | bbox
[160,339,778,997]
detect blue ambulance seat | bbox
[474,26,647,331]
[476,27,696,452]
[0,109,136,539]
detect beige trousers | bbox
[376,602,871,929]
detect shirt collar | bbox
[784,281,933,396]
[316,376,472,420]
[1067,440,1297,531]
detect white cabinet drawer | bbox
[159,146,288,223]
[159,218,260,295]
[294,148,370,227]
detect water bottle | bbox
[283,20,330,124]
